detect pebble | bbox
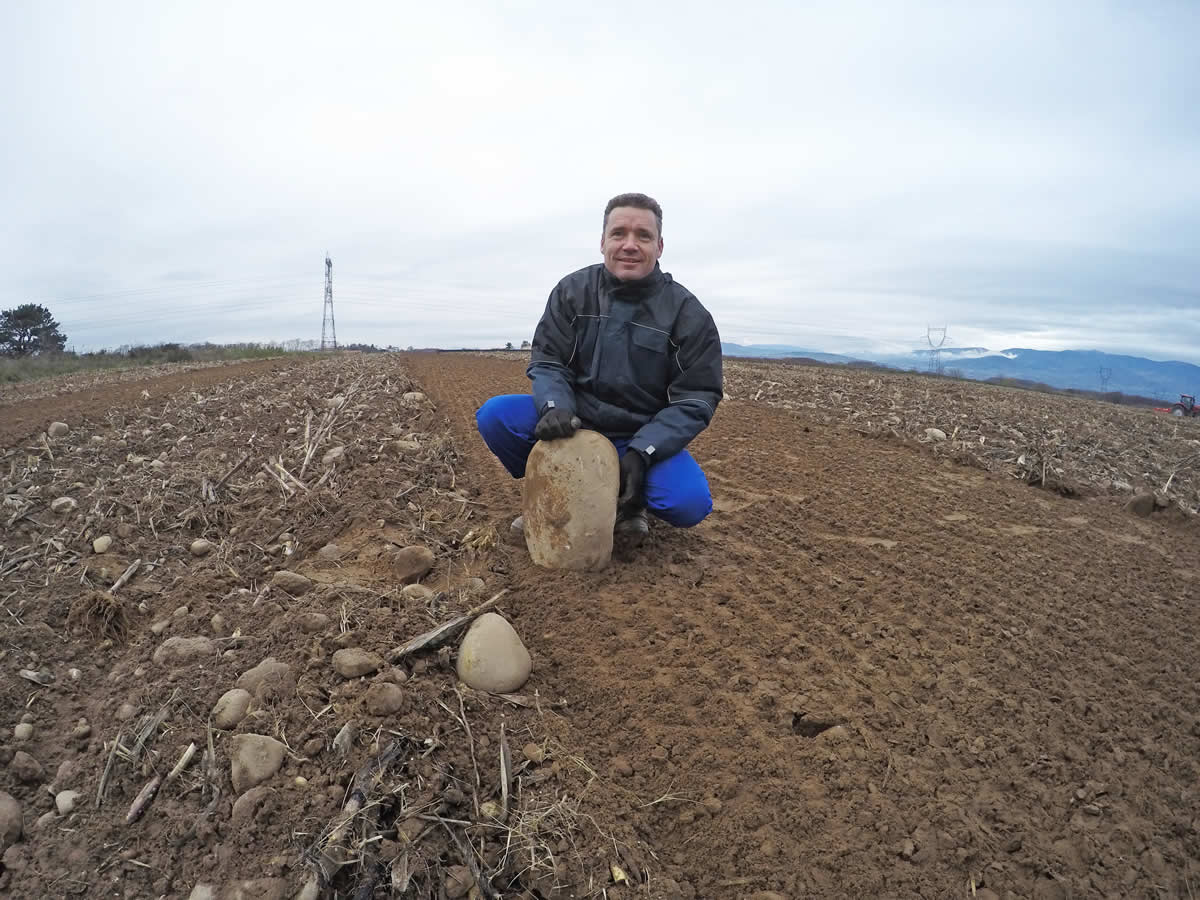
[150,619,170,635]
[388,545,435,584]
[402,391,427,403]
[92,535,113,554]
[211,613,229,636]
[0,792,22,850]
[153,635,215,664]
[55,790,81,816]
[444,865,473,899]
[70,719,91,741]
[363,682,405,715]
[333,648,384,679]
[455,612,532,692]
[522,743,545,764]
[389,440,420,455]
[236,658,294,699]
[115,703,138,721]
[322,446,345,466]
[612,756,634,777]
[899,838,916,860]
[271,571,313,595]
[47,422,69,438]
[190,539,214,557]
[187,885,217,900]
[295,612,330,633]
[400,583,435,602]
[51,497,78,514]
[116,523,135,538]
[173,605,189,618]
[213,688,253,729]
[316,543,344,560]
[10,751,44,783]
[231,786,273,825]
[230,734,287,793]
[13,723,33,742]
[924,427,947,441]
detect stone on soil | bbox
[523,430,619,571]
[333,648,384,678]
[230,734,286,793]
[322,446,345,466]
[444,866,474,899]
[213,688,253,729]
[0,792,21,851]
[400,583,435,601]
[924,427,947,441]
[388,545,435,583]
[9,751,43,783]
[295,612,330,633]
[51,496,78,514]
[190,539,214,556]
[236,658,294,700]
[153,635,215,665]
[187,886,216,900]
[456,613,531,693]
[48,422,69,437]
[316,543,344,560]
[222,879,287,900]
[92,535,112,553]
[402,391,426,403]
[13,723,32,741]
[388,440,420,455]
[231,785,273,825]
[271,571,313,595]
[55,790,80,815]
[363,682,405,715]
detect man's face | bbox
[601,207,663,281]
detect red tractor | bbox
[1169,394,1198,417]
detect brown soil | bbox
[1,352,1197,899]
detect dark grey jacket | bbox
[527,263,722,463]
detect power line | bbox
[321,254,337,351]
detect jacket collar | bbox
[601,262,666,302]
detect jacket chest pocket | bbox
[628,325,671,382]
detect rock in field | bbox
[54,790,81,816]
[13,723,33,742]
[51,497,78,514]
[1126,492,1157,517]
[400,583,435,601]
[231,785,274,825]
[322,446,345,466]
[363,682,405,715]
[187,885,216,900]
[190,539,214,557]
[47,422,69,438]
[222,879,287,900]
[388,440,421,455]
[333,648,383,679]
[9,751,43,783]
[402,391,426,403]
[236,658,295,700]
[153,635,215,665]
[924,427,947,442]
[212,688,253,729]
[92,535,112,554]
[388,545,434,584]
[270,571,313,595]
[0,792,22,851]
[295,612,330,633]
[230,734,286,793]
[456,613,531,692]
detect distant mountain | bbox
[721,343,1200,399]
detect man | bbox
[475,192,723,543]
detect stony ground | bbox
[1,352,1198,899]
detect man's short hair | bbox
[604,193,663,237]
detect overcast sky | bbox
[3,1,1198,363]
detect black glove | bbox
[618,450,647,511]
[534,408,581,441]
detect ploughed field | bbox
[0,351,1197,899]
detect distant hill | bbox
[721,343,1200,400]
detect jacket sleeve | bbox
[525,279,577,417]
[628,302,722,462]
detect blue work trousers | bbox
[475,394,713,528]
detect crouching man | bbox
[476,192,723,544]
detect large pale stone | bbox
[153,635,215,665]
[48,422,70,437]
[333,648,383,678]
[230,734,286,793]
[522,430,618,571]
[456,613,531,692]
[212,688,253,728]
[387,545,434,583]
[0,792,22,851]
[271,571,313,595]
[236,658,295,700]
